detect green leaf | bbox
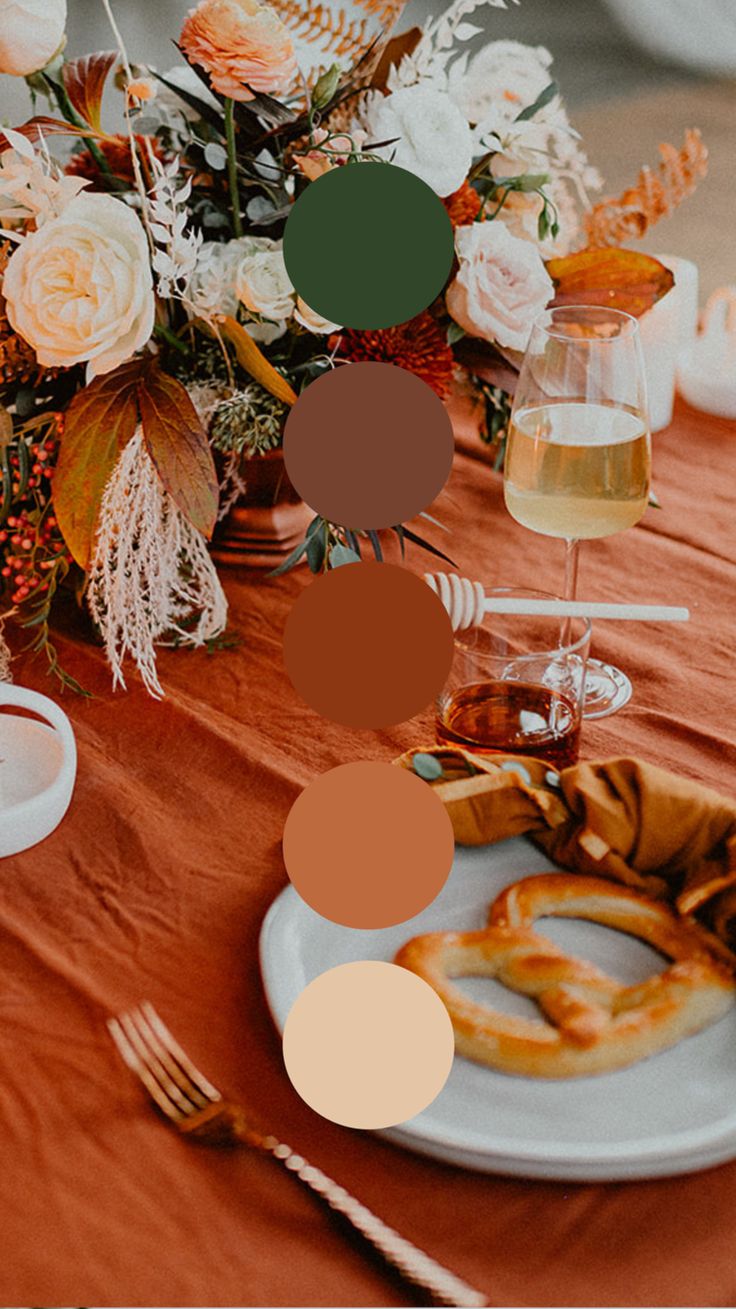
[446,321,466,345]
[138,364,219,538]
[412,752,444,781]
[515,81,558,123]
[267,536,310,576]
[53,359,144,569]
[306,530,326,572]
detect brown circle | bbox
[283,761,455,929]
[283,562,454,728]
[282,363,454,530]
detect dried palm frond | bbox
[583,128,708,249]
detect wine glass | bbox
[503,305,651,717]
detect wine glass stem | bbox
[562,537,580,646]
[563,537,580,601]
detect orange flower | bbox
[334,313,455,399]
[442,180,482,229]
[180,0,297,102]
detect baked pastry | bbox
[395,874,736,1079]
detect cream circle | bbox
[282,961,455,1129]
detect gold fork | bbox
[108,1002,488,1308]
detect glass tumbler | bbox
[435,587,591,768]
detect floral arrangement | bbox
[0,0,705,695]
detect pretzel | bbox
[395,875,736,1079]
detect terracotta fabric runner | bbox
[2,397,736,1308]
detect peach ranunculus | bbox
[446,220,554,353]
[180,0,297,102]
[2,191,155,377]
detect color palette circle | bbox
[283,562,454,728]
[282,362,454,530]
[282,961,455,1128]
[282,761,454,929]
[283,163,454,330]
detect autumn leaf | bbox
[215,315,298,405]
[62,52,117,132]
[546,248,675,318]
[138,364,219,539]
[53,360,144,570]
[0,116,107,152]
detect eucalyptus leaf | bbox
[412,753,444,781]
[329,543,361,567]
[204,141,228,170]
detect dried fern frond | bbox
[583,128,708,249]
[272,0,405,78]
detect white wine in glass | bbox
[504,306,651,717]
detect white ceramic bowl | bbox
[0,685,77,857]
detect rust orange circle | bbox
[282,562,454,728]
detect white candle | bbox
[637,254,699,432]
[0,685,77,857]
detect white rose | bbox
[366,86,473,197]
[189,235,274,317]
[448,40,554,127]
[293,298,340,334]
[2,192,155,377]
[0,0,66,76]
[235,244,295,320]
[446,221,554,352]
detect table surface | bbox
[2,396,736,1308]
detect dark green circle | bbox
[283,162,454,330]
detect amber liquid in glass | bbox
[436,679,580,768]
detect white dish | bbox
[0,685,77,856]
[260,837,736,1181]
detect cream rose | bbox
[2,192,155,377]
[0,0,66,76]
[180,0,297,102]
[235,242,295,321]
[366,86,473,198]
[446,221,554,352]
[294,298,340,334]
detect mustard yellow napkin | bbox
[395,748,736,953]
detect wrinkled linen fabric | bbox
[1,396,735,1308]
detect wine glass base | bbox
[582,660,633,719]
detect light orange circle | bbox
[282,961,454,1129]
[282,562,455,728]
[283,761,454,929]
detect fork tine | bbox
[108,1015,187,1123]
[117,1010,204,1116]
[140,1002,223,1103]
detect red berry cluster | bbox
[0,423,71,608]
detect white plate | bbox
[259,838,736,1181]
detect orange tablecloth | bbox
[2,398,736,1308]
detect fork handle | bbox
[242,1127,487,1307]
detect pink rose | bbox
[446,221,554,352]
[180,0,297,102]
